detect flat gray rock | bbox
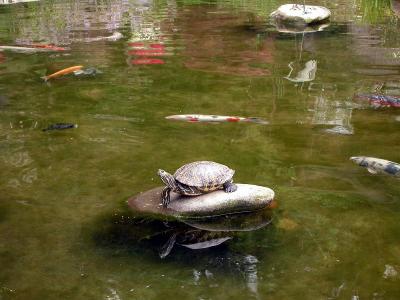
[271,4,331,25]
[128,184,275,218]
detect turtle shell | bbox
[174,161,234,188]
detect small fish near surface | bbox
[166,114,269,124]
[350,156,400,177]
[42,123,78,132]
[41,65,83,81]
[353,94,400,108]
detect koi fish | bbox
[42,123,78,131]
[353,94,400,108]
[29,44,67,51]
[0,0,39,4]
[73,67,102,76]
[0,45,61,53]
[128,43,165,50]
[41,65,83,81]
[131,58,164,65]
[82,32,123,42]
[350,156,400,177]
[128,49,165,56]
[165,114,269,124]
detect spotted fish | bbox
[165,114,269,124]
[350,156,400,177]
[353,94,400,108]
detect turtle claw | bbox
[223,182,237,193]
[161,187,171,208]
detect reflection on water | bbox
[93,209,273,296]
[285,59,317,83]
[179,6,275,76]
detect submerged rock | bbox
[383,264,398,279]
[128,184,275,218]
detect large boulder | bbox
[127,183,275,218]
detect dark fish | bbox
[42,123,78,131]
[353,94,400,108]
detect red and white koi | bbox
[353,94,400,108]
[165,114,269,124]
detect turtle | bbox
[157,161,237,207]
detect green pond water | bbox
[0,0,400,299]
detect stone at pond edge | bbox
[128,184,275,218]
[271,4,331,25]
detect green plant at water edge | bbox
[359,0,393,23]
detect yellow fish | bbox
[41,65,83,81]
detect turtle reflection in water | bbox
[158,210,273,258]
[157,161,237,207]
[159,229,232,258]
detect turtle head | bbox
[157,169,177,190]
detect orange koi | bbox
[41,65,83,81]
[268,199,278,209]
[30,44,67,51]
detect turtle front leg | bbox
[161,187,171,207]
[223,180,237,193]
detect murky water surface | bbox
[0,0,400,299]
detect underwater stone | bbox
[128,184,275,218]
[271,4,331,25]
